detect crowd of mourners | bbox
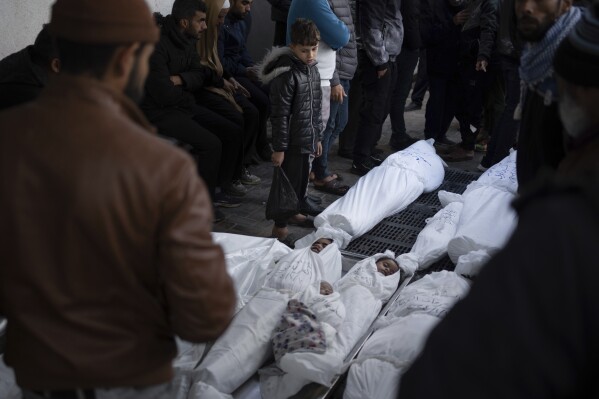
[1,0,599,397]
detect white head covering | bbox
[222,0,230,8]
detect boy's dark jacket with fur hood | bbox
[258,47,323,154]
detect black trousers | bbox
[195,89,257,171]
[424,73,460,141]
[338,74,362,156]
[149,106,241,197]
[273,21,287,47]
[411,51,429,105]
[353,51,398,164]
[273,152,311,228]
[235,76,271,154]
[389,47,420,144]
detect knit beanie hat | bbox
[554,2,599,87]
[49,0,159,44]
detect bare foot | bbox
[272,225,289,240]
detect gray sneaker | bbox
[222,181,247,197]
[241,168,261,185]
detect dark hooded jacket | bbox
[0,46,49,111]
[141,14,223,120]
[258,47,323,154]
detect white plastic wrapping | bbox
[386,271,471,320]
[409,201,463,270]
[315,165,425,237]
[294,226,353,251]
[0,356,20,399]
[196,288,291,394]
[474,150,518,194]
[380,139,446,193]
[454,249,492,277]
[264,247,323,294]
[447,184,517,263]
[344,314,440,399]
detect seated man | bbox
[141,0,245,212]
[219,0,272,161]
[0,25,59,110]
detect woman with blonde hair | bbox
[196,0,262,185]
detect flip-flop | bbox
[314,178,350,196]
[287,215,315,228]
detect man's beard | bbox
[517,15,556,42]
[124,56,144,104]
[559,90,592,139]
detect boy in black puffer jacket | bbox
[258,18,323,244]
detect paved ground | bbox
[213,102,483,239]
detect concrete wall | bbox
[0,0,275,62]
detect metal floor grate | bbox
[344,168,480,267]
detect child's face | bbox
[290,43,319,65]
[310,238,333,254]
[320,281,333,295]
[376,258,400,277]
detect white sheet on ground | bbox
[195,288,291,394]
[315,140,444,238]
[385,271,470,320]
[264,247,323,293]
[343,314,440,399]
[454,249,492,277]
[409,201,463,270]
[447,184,517,263]
[380,139,445,192]
[294,226,352,251]
[475,150,518,194]
[212,233,292,311]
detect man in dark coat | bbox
[0,0,235,396]
[141,0,244,205]
[399,7,599,397]
[0,25,59,111]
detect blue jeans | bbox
[313,79,350,180]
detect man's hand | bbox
[246,67,260,81]
[229,78,251,97]
[331,84,347,103]
[170,75,183,86]
[453,10,470,25]
[272,151,285,166]
[223,79,236,95]
[377,69,388,79]
[315,141,323,157]
[476,58,488,72]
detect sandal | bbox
[287,214,315,228]
[313,178,350,196]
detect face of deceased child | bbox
[310,238,333,254]
[376,257,400,277]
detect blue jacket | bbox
[286,0,350,50]
[219,12,254,77]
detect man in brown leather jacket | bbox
[0,0,235,398]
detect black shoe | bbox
[214,192,242,208]
[337,150,354,159]
[213,207,226,223]
[299,197,325,216]
[371,147,384,155]
[405,102,422,112]
[435,136,457,146]
[306,194,322,204]
[389,135,418,151]
[351,159,376,176]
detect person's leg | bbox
[273,20,288,47]
[352,51,395,174]
[236,76,272,159]
[482,57,521,168]
[190,103,243,191]
[313,86,341,181]
[389,48,420,149]
[338,75,361,158]
[150,109,221,198]
[272,152,310,238]
[424,75,448,140]
[320,85,332,132]
[410,51,429,107]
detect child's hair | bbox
[290,18,320,46]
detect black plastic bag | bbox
[265,166,299,221]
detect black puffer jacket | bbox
[141,14,223,119]
[356,0,404,68]
[258,47,323,154]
